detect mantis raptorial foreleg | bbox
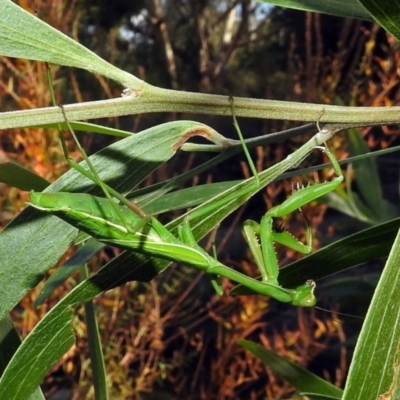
[242,146,343,287]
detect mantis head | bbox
[291,280,317,307]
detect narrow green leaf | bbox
[239,339,343,398]
[33,238,104,306]
[358,0,400,40]
[258,0,372,21]
[142,181,240,214]
[28,388,46,400]
[0,307,75,400]
[0,315,46,399]
[0,0,142,87]
[346,129,382,209]
[322,190,374,223]
[0,315,21,376]
[342,228,400,399]
[345,128,397,222]
[0,162,49,191]
[0,212,78,318]
[81,267,108,400]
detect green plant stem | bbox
[1,83,400,129]
[80,265,109,400]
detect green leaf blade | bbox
[239,339,343,398]
[258,0,372,21]
[342,228,400,399]
[359,0,400,40]
[0,162,49,191]
[0,0,142,87]
[0,308,75,400]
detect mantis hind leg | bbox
[230,96,260,186]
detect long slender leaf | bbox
[239,339,342,398]
[346,129,383,214]
[258,0,372,20]
[142,181,240,214]
[342,228,400,399]
[0,316,52,399]
[0,308,75,400]
[0,0,141,87]
[0,162,49,191]
[81,266,108,400]
[358,0,400,40]
[344,128,398,223]
[33,239,104,306]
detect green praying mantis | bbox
[28,105,343,307]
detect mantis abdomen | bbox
[29,191,215,270]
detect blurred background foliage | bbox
[1,0,400,399]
